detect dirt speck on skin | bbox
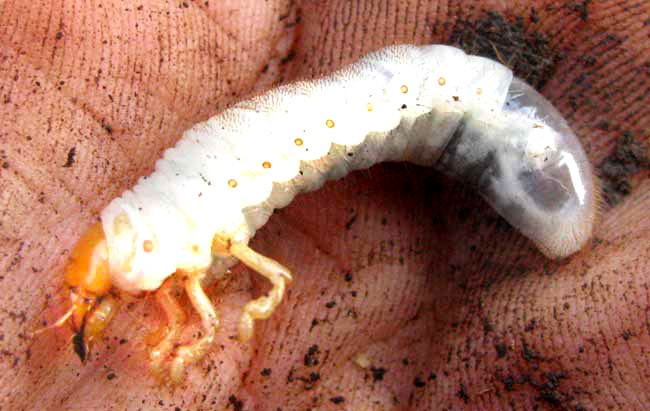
[280,49,297,65]
[330,395,345,404]
[521,341,541,362]
[449,10,561,88]
[63,146,76,168]
[370,366,386,382]
[227,395,243,411]
[496,367,579,410]
[599,132,650,206]
[457,383,469,404]
[563,0,592,22]
[0,149,9,169]
[304,344,320,367]
[495,342,508,358]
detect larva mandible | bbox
[46,44,598,384]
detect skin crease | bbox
[1,0,649,409]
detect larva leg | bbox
[168,272,220,384]
[229,243,293,342]
[148,279,186,379]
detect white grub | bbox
[60,45,597,383]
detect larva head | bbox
[62,222,118,361]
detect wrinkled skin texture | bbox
[1,0,650,410]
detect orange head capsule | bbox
[38,222,120,362]
[64,222,120,361]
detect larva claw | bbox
[167,274,219,384]
[146,273,219,384]
[229,243,293,341]
[147,279,186,380]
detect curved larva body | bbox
[102,44,596,293]
[55,44,597,383]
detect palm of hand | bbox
[1,1,649,410]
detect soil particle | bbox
[599,132,650,206]
[457,383,469,404]
[330,396,344,404]
[498,369,577,409]
[449,10,561,88]
[63,146,76,168]
[370,366,386,382]
[227,395,243,411]
[522,341,541,362]
[304,344,320,366]
[413,376,426,387]
[503,375,515,391]
[563,1,591,22]
[495,342,508,358]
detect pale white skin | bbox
[98,44,597,383]
[103,46,596,294]
[5,1,650,410]
[102,45,516,294]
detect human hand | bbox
[2,1,649,410]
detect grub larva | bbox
[44,44,598,384]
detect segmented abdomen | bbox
[100,44,595,294]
